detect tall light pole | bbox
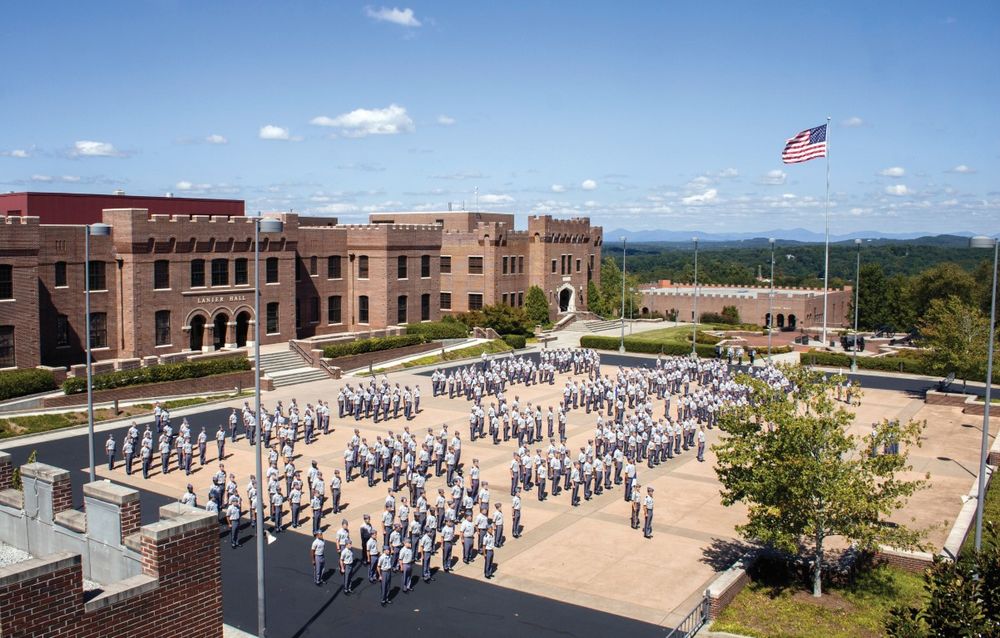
[970,235,997,553]
[629,287,635,334]
[691,237,699,357]
[253,215,283,637]
[619,237,626,353]
[768,238,775,360]
[851,238,862,372]
[84,222,111,482]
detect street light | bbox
[84,222,111,483]
[851,238,862,372]
[692,237,699,357]
[253,215,283,637]
[970,235,997,553]
[768,238,775,360]
[629,287,635,334]
[619,237,626,353]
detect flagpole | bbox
[821,116,831,346]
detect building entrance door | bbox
[213,314,228,350]
[190,316,206,352]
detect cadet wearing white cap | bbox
[377,546,393,606]
[339,541,355,594]
[398,539,414,593]
[311,531,326,586]
[419,529,434,582]
[482,524,496,579]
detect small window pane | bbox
[234,258,248,285]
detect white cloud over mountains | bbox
[311,104,414,137]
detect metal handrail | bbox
[664,592,710,638]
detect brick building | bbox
[0,193,602,370]
[639,279,852,329]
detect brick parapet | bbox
[0,452,11,490]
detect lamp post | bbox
[970,235,997,553]
[253,216,283,637]
[851,238,862,372]
[619,237,626,353]
[768,238,775,360]
[629,287,635,335]
[84,222,111,483]
[691,237,699,357]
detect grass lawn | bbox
[712,561,926,638]
[0,393,247,439]
[369,340,514,374]
[626,323,731,343]
[960,468,1000,558]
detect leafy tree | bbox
[852,262,891,330]
[587,280,607,317]
[481,304,533,336]
[910,263,978,321]
[721,305,740,324]
[714,366,927,597]
[886,523,1000,638]
[885,274,917,332]
[599,256,642,319]
[918,296,992,390]
[524,286,550,325]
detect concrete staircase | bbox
[584,319,624,332]
[256,350,329,388]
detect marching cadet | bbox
[339,540,354,595]
[570,462,581,507]
[123,437,134,475]
[226,499,241,549]
[360,514,374,563]
[216,425,226,460]
[511,488,522,538]
[419,528,435,583]
[643,486,655,539]
[271,489,284,533]
[289,482,302,528]
[366,529,380,583]
[440,519,455,572]
[492,502,505,548]
[630,481,642,529]
[330,470,343,514]
[460,512,476,563]
[310,491,323,535]
[336,519,352,568]
[377,546,394,606]
[311,531,325,587]
[141,441,152,479]
[105,434,117,470]
[697,425,706,462]
[624,458,636,502]
[482,524,496,579]
[197,427,208,465]
[536,455,548,501]
[398,538,415,593]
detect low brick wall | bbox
[325,341,442,372]
[925,389,972,407]
[875,547,935,572]
[706,552,757,619]
[41,370,256,408]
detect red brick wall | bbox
[875,548,933,572]
[327,340,441,372]
[41,370,255,408]
[51,476,73,515]
[0,216,41,369]
[0,454,11,490]
[708,569,750,619]
[120,500,141,543]
[0,557,85,637]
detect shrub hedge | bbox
[63,356,250,395]
[322,335,426,359]
[802,350,930,374]
[0,369,58,401]
[405,321,469,340]
[580,335,719,358]
[502,334,527,349]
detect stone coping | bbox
[706,551,757,598]
[19,462,70,483]
[0,551,79,588]
[0,488,22,509]
[83,480,140,505]
[54,509,87,533]
[141,504,215,542]
[84,573,159,612]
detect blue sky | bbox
[2,1,998,234]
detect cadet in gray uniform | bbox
[441,519,455,572]
[643,486,655,539]
[419,530,434,582]
[367,529,380,583]
[311,532,325,586]
[630,481,642,529]
[511,489,522,538]
[377,546,393,606]
[339,541,354,594]
[226,501,240,549]
[482,524,496,579]
[398,538,414,593]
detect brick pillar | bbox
[83,480,141,545]
[20,463,72,523]
[0,553,83,637]
[0,452,11,490]
[51,474,73,515]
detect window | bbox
[421,293,430,321]
[468,293,483,311]
[518,292,524,307]
[191,259,206,288]
[295,299,302,328]
[309,297,319,324]
[551,259,557,274]
[153,260,170,290]
[468,256,484,275]
[327,296,342,324]
[88,261,107,291]
[518,256,524,274]
[210,259,228,286]
[154,310,171,346]
[358,255,369,279]
[327,256,342,279]
[502,256,509,275]
[440,256,451,274]
[310,256,317,277]
[234,258,248,286]
[89,312,108,349]
[502,293,508,306]
[295,259,303,282]
[266,302,279,334]
[56,315,69,347]
[266,257,279,284]
[358,295,369,323]
[54,262,67,288]
[440,292,452,310]
[576,258,582,273]
[0,326,13,368]
[397,255,407,279]
[397,295,408,324]
[421,255,431,278]
[0,265,11,299]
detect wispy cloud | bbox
[431,171,488,180]
[682,188,718,204]
[436,115,456,126]
[878,166,905,177]
[841,116,865,128]
[205,134,228,145]
[581,179,597,191]
[761,169,786,185]
[259,125,296,141]
[885,184,911,196]
[551,184,566,193]
[72,140,124,157]
[337,162,386,172]
[948,164,976,174]
[1,149,30,158]
[365,6,422,27]
[310,104,414,138]
[479,194,514,205]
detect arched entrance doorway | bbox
[559,288,573,312]
[190,316,206,352]
[213,314,229,350]
[764,313,771,329]
[776,313,785,329]
[787,314,797,330]
[235,311,251,348]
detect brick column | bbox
[83,480,141,545]
[0,553,83,637]
[0,452,11,490]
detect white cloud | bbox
[310,104,414,138]
[431,171,487,180]
[31,174,53,182]
[479,194,514,205]
[682,188,718,204]
[27,174,80,184]
[205,134,228,145]
[175,181,194,191]
[885,184,911,196]
[259,125,291,140]
[581,179,597,191]
[879,166,905,177]
[313,203,360,215]
[550,184,566,193]
[365,6,421,27]
[761,169,787,185]
[72,140,122,157]
[842,116,865,128]
[949,164,976,174]
[436,115,456,126]
[716,168,739,178]
[2,149,29,158]
[583,200,598,208]
[61,175,81,182]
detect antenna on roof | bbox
[113,189,125,196]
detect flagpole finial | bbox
[827,116,831,122]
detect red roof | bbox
[0,192,245,225]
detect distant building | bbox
[0,193,601,370]
[639,279,851,330]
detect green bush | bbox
[502,334,527,349]
[63,356,250,395]
[0,369,58,401]
[580,335,717,358]
[803,350,930,374]
[700,311,739,325]
[405,321,469,340]
[322,334,426,359]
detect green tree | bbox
[481,304,534,336]
[721,305,740,324]
[852,262,891,330]
[910,263,978,321]
[918,296,992,390]
[714,366,927,597]
[524,286,550,325]
[587,280,607,318]
[885,274,917,332]
[599,256,641,319]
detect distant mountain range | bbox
[606,227,976,245]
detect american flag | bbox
[782,124,827,164]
